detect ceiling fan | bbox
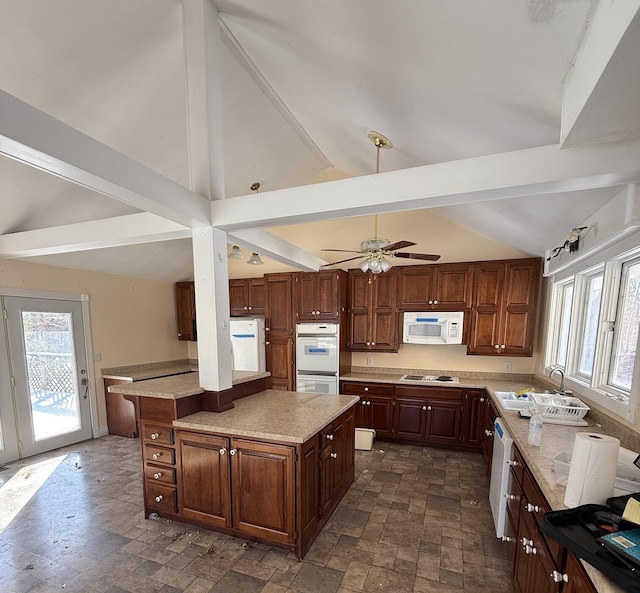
[321,131,441,274]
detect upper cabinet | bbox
[347,270,398,352]
[397,263,474,310]
[295,270,347,323]
[468,258,542,356]
[229,278,265,317]
[175,282,197,341]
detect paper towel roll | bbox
[564,432,620,507]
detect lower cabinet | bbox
[505,443,597,593]
[341,380,485,450]
[140,406,355,559]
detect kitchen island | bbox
[111,377,358,559]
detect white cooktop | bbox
[399,374,459,384]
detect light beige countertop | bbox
[174,390,359,444]
[102,359,197,381]
[107,371,270,399]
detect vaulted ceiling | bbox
[1,0,639,281]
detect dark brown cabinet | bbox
[265,273,295,390]
[393,396,428,441]
[104,378,137,438]
[142,422,178,515]
[563,553,598,593]
[482,397,499,473]
[424,395,463,447]
[319,410,355,518]
[468,258,541,356]
[341,381,394,438]
[295,270,346,322]
[176,431,295,545]
[229,278,265,316]
[347,269,398,351]
[175,281,196,341]
[460,389,488,450]
[397,263,474,310]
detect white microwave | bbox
[402,311,464,345]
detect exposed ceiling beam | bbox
[0,89,211,228]
[228,229,328,271]
[211,140,640,230]
[0,213,191,258]
[561,0,640,146]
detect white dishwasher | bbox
[489,417,513,539]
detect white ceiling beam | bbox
[211,140,640,230]
[561,1,640,147]
[0,89,211,228]
[228,229,328,271]
[0,213,190,258]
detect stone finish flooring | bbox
[0,435,515,593]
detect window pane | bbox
[610,261,640,391]
[556,284,574,367]
[578,275,603,377]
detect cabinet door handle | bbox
[502,536,514,542]
[366,401,371,405]
[480,397,485,402]
[155,495,164,503]
[501,345,506,349]
[229,449,237,455]
[526,503,540,513]
[433,300,438,305]
[219,448,227,455]
[428,300,433,305]
[494,344,500,349]
[422,406,427,411]
[371,341,376,346]
[550,571,568,583]
[266,341,270,345]
[506,494,517,500]
[364,387,369,392]
[366,341,371,346]
[427,406,432,411]
[361,400,366,405]
[153,472,162,480]
[330,452,338,459]
[326,434,334,441]
[152,452,161,460]
[150,433,160,440]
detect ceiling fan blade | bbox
[385,240,416,252]
[321,248,364,254]
[321,256,364,266]
[394,252,441,261]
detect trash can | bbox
[355,428,376,450]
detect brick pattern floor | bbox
[0,435,515,593]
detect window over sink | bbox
[545,241,640,422]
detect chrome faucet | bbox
[549,367,565,395]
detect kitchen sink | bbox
[494,391,535,411]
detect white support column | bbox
[193,227,232,391]
[182,0,230,393]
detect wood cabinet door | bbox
[340,410,355,483]
[482,400,498,473]
[501,259,541,356]
[176,431,231,528]
[563,552,597,593]
[319,445,335,518]
[370,272,398,351]
[397,265,434,309]
[394,397,428,441]
[468,261,504,354]
[461,390,486,449]
[424,400,462,446]
[368,395,394,438]
[354,397,370,427]
[248,278,265,315]
[316,271,340,320]
[266,334,294,391]
[175,282,196,341]
[229,279,249,316]
[434,263,474,309]
[296,273,318,322]
[265,273,294,333]
[231,439,295,545]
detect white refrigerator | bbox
[229,318,266,372]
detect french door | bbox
[0,296,93,462]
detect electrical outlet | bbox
[504,361,512,371]
[367,357,373,366]
[93,352,102,362]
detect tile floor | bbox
[0,436,515,593]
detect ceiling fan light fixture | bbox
[360,237,391,252]
[369,258,383,274]
[380,258,392,273]
[247,252,264,265]
[359,259,370,273]
[228,245,244,260]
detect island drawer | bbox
[143,424,174,445]
[146,483,177,513]
[144,445,176,465]
[341,382,393,396]
[145,463,177,485]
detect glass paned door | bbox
[4,297,92,459]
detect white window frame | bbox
[544,240,640,423]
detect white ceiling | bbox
[1,0,639,281]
